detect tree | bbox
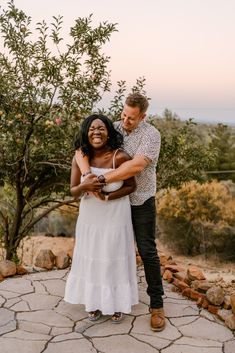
[108,76,147,120]
[208,123,235,182]
[150,110,215,190]
[0,1,117,260]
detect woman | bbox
[64,114,138,322]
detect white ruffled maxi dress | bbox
[64,166,138,314]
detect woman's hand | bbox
[92,191,105,201]
[81,173,104,193]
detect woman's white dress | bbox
[64,166,138,314]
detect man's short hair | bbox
[125,93,149,114]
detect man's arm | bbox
[104,127,161,183]
[75,150,90,175]
[104,155,150,183]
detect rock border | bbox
[156,252,235,331]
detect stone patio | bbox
[0,266,234,353]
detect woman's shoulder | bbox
[114,148,131,168]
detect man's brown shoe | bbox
[150,308,165,331]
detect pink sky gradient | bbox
[1,0,235,123]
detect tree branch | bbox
[18,198,77,240]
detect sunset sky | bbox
[1,0,235,124]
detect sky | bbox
[1,0,235,124]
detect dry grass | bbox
[17,234,75,265]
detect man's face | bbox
[121,104,145,133]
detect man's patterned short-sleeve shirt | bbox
[114,120,161,206]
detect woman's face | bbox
[88,119,109,149]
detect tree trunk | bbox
[5,179,24,261]
[5,243,18,261]
[5,213,22,261]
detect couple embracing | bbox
[64,93,165,331]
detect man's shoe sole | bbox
[151,324,165,332]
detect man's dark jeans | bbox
[131,196,164,309]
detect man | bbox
[76,93,165,331]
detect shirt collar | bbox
[118,120,145,136]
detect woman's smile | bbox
[92,136,103,144]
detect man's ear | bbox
[140,113,146,121]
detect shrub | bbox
[157,181,235,259]
[34,204,78,236]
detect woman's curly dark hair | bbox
[74,114,123,157]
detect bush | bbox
[157,181,235,260]
[34,204,78,236]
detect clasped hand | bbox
[82,173,105,193]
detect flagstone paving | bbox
[0,266,234,353]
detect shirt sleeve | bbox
[135,128,161,163]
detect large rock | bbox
[54,251,70,269]
[196,296,209,309]
[16,264,28,275]
[163,269,173,282]
[159,254,171,266]
[34,249,55,270]
[0,260,17,277]
[182,288,191,298]
[190,289,205,301]
[206,285,225,306]
[191,280,212,293]
[174,271,188,282]
[201,298,209,309]
[164,264,184,273]
[187,265,205,281]
[230,294,235,314]
[173,278,189,291]
[225,314,235,330]
[223,295,231,310]
[208,304,219,315]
